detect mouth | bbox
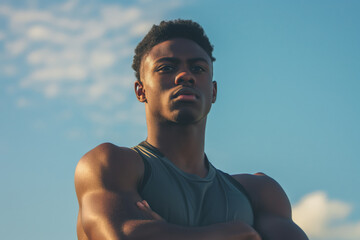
[172,88,198,101]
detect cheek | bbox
[204,83,215,96]
[147,78,173,95]
[145,83,169,102]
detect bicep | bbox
[248,175,308,239]
[233,174,308,239]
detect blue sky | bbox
[1,0,359,239]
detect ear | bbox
[212,81,217,103]
[135,81,147,103]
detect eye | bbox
[191,65,205,73]
[156,65,175,73]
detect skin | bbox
[75,38,309,240]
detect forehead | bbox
[143,38,212,66]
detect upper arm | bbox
[233,173,308,240]
[74,143,148,239]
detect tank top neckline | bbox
[138,141,216,182]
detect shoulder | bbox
[75,142,144,197]
[77,142,143,172]
[232,172,291,218]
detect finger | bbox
[142,200,151,209]
[136,201,147,210]
[136,201,164,221]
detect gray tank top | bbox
[132,141,254,227]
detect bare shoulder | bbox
[232,172,291,218]
[75,144,149,239]
[75,142,144,199]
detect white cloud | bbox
[130,21,153,36]
[58,0,79,12]
[100,6,141,29]
[5,39,27,56]
[89,50,116,70]
[87,81,110,101]
[11,9,52,25]
[27,25,50,40]
[0,5,12,16]
[1,65,17,76]
[27,48,85,65]
[44,83,60,98]
[23,65,87,83]
[293,191,360,240]
[27,25,72,44]
[82,76,129,106]
[1,0,182,136]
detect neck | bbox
[146,116,208,178]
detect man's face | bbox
[136,38,217,124]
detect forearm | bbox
[121,220,261,240]
[117,201,261,240]
[80,193,260,240]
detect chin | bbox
[168,103,209,125]
[171,111,203,125]
[175,115,197,125]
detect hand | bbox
[136,200,165,221]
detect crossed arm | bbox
[75,143,308,240]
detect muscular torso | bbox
[75,143,307,240]
[76,144,258,239]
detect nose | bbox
[175,71,195,86]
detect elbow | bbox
[82,215,123,240]
[120,220,169,240]
[90,220,150,240]
[120,220,152,240]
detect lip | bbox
[172,88,199,100]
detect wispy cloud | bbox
[0,0,182,136]
[1,64,17,76]
[0,31,5,40]
[293,191,360,240]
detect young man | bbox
[75,20,308,240]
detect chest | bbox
[140,167,254,227]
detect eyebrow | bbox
[188,57,210,64]
[154,57,210,65]
[154,57,180,64]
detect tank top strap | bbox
[131,142,152,193]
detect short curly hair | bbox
[132,19,216,82]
